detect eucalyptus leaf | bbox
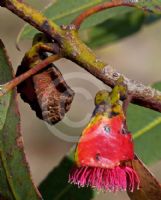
[85,10,161,48]
[85,10,145,48]
[0,40,42,200]
[128,82,161,165]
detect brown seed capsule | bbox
[16,56,74,125]
[33,66,74,124]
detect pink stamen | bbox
[69,165,139,192]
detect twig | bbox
[0,0,63,39]
[0,55,60,97]
[72,1,134,29]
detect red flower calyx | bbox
[69,89,140,192]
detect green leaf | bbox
[127,82,161,165]
[85,10,161,48]
[0,40,42,200]
[18,0,134,41]
[85,10,145,48]
[39,153,94,200]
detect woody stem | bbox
[72,1,134,29]
[0,55,60,97]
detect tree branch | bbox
[0,0,63,39]
[1,0,161,113]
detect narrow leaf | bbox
[18,0,134,41]
[85,10,145,48]
[86,11,161,48]
[0,40,42,200]
[127,155,161,200]
[127,82,161,165]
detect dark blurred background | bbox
[0,1,161,199]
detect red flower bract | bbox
[69,114,140,192]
